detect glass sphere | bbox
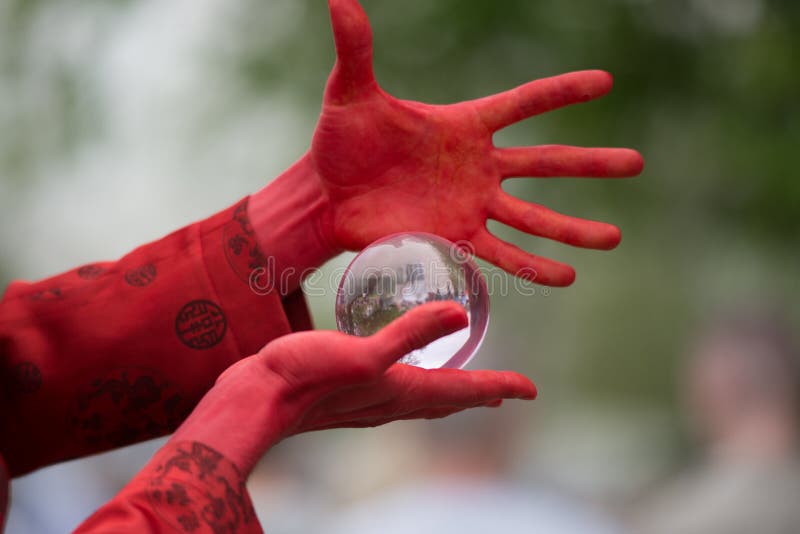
[336,232,489,369]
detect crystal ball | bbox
[336,232,489,369]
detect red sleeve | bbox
[0,197,311,477]
[75,440,262,533]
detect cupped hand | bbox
[312,0,643,286]
[258,302,536,436]
[173,302,536,473]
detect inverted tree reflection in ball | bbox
[336,233,489,369]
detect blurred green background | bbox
[1,0,798,531]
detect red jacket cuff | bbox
[1,197,298,475]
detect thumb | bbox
[367,302,469,370]
[326,0,376,104]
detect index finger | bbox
[472,70,614,132]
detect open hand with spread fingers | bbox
[309,0,643,287]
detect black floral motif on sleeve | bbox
[124,264,158,287]
[222,199,269,285]
[10,362,42,394]
[148,442,255,533]
[69,367,193,449]
[77,264,107,280]
[26,288,63,302]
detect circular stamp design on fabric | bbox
[77,264,106,280]
[175,300,227,350]
[223,199,270,284]
[12,362,42,394]
[124,264,157,287]
[68,367,193,449]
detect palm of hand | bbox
[314,96,493,250]
[256,303,536,437]
[312,0,643,286]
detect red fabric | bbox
[249,156,341,298]
[282,290,314,333]
[0,197,313,530]
[0,196,316,530]
[0,197,298,478]
[75,441,261,534]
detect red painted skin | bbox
[1,1,641,532]
[173,302,535,475]
[75,303,535,533]
[311,0,643,287]
[252,0,642,294]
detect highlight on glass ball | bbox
[335,232,489,369]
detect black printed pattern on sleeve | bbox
[69,367,193,449]
[223,199,269,284]
[147,442,255,533]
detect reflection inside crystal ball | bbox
[336,233,489,369]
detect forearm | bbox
[248,153,342,297]
[169,358,290,475]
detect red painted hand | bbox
[312,0,643,286]
[173,302,536,473]
[260,302,535,437]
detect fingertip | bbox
[631,150,645,175]
[603,225,623,250]
[525,379,538,400]
[591,69,614,95]
[329,0,371,51]
[507,372,538,400]
[571,70,613,100]
[566,269,577,287]
[518,259,575,287]
[549,265,576,287]
[433,301,469,333]
[605,148,644,178]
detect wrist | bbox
[170,364,291,475]
[249,153,342,296]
